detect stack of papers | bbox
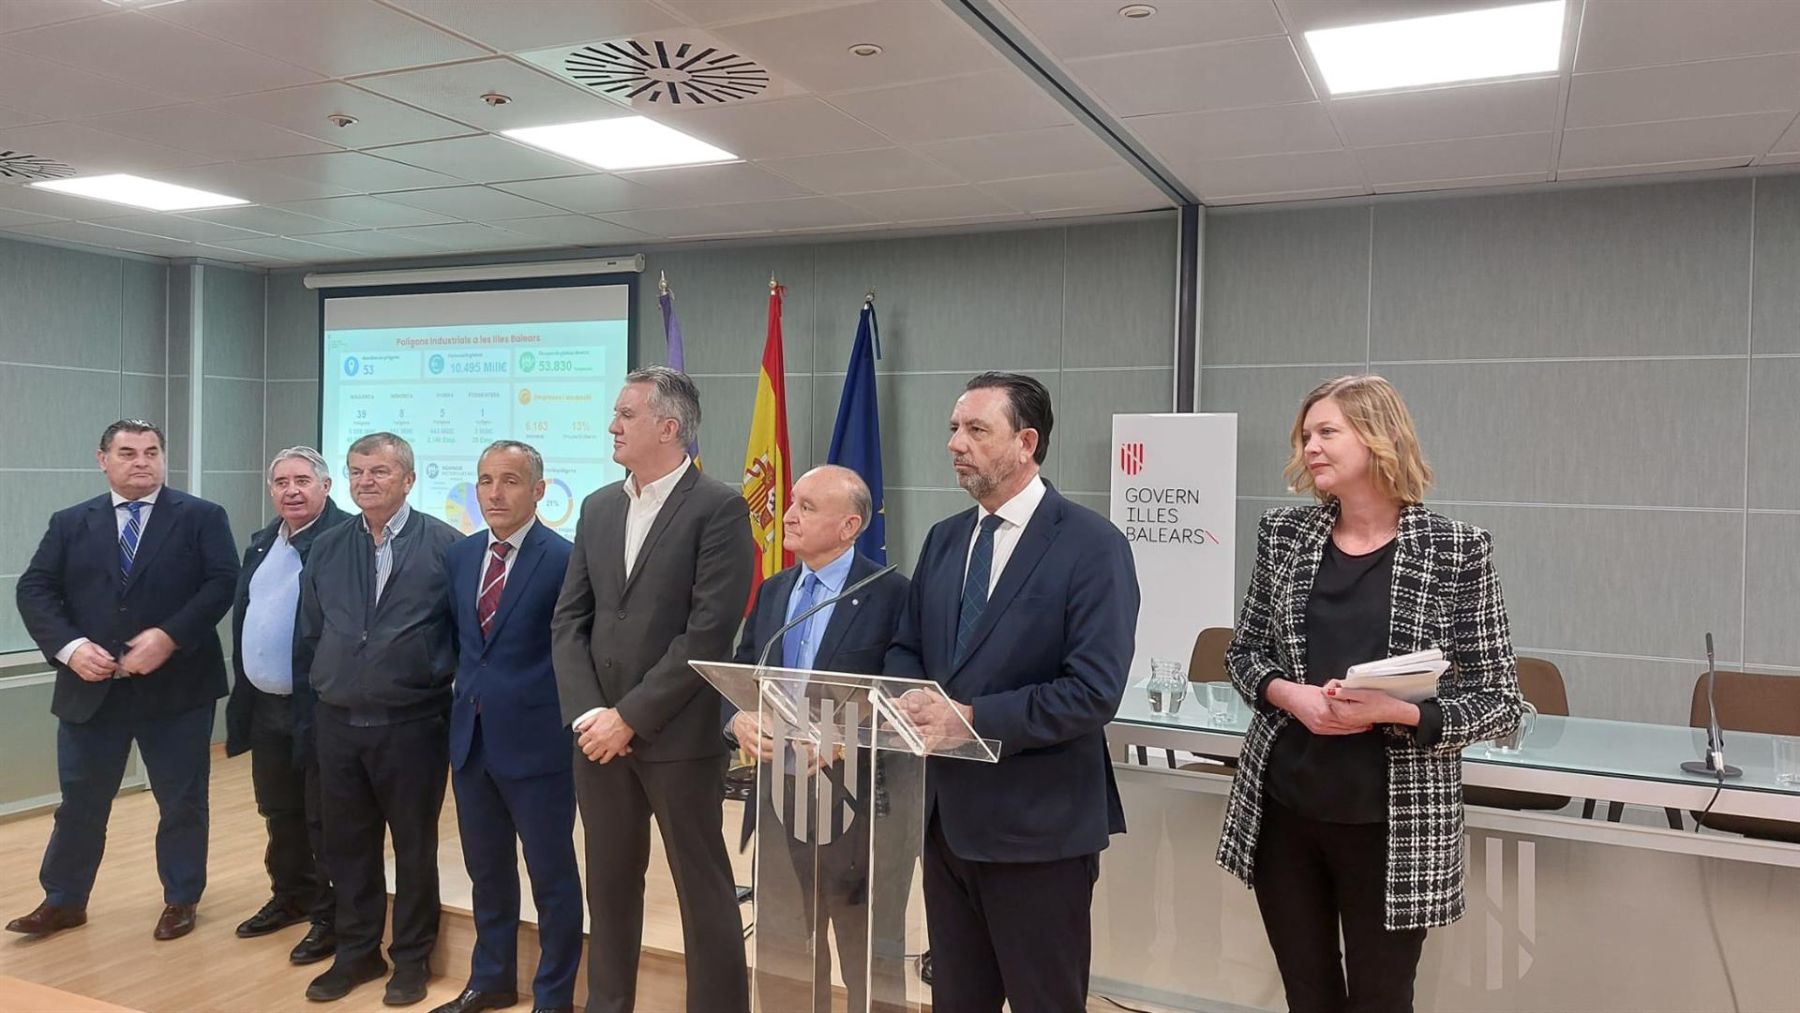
[1338,649,1449,703]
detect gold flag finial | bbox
[864,287,875,305]
[769,271,779,292]
[658,270,669,296]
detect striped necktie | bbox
[478,541,511,638]
[118,501,144,580]
[955,514,1004,662]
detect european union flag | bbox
[827,300,885,564]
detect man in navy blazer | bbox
[723,465,911,1013]
[432,441,581,1013]
[10,419,239,943]
[886,373,1139,1013]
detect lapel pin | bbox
[851,598,860,606]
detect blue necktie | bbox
[956,515,1004,662]
[783,572,821,670]
[118,501,144,580]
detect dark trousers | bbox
[453,721,583,1007]
[248,687,333,925]
[315,708,448,969]
[574,752,748,1013]
[1252,799,1427,1013]
[919,812,1098,1013]
[41,684,212,909]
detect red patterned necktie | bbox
[478,541,511,637]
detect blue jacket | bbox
[445,521,575,780]
[885,483,1140,863]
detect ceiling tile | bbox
[207,234,365,261]
[488,214,652,245]
[0,179,141,219]
[0,0,114,35]
[178,205,347,237]
[1355,132,1552,187]
[1128,102,1340,163]
[655,0,859,27]
[650,96,890,160]
[1185,148,1363,201]
[491,173,667,213]
[996,0,1283,61]
[272,195,459,229]
[0,49,180,120]
[5,218,218,255]
[351,58,631,134]
[828,70,1070,143]
[1559,111,1794,171]
[979,166,1167,213]
[282,229,440,257]
[79,212,270,244]
[592,204,748,237]
[154,162,358,204]
[840,185,1020,222]
[1,11,321,101]
[0,122,208,175]
[1559,157,1754,180]
[913,125,1118,182]
[700,195,876,231]
[1066,36,1314,118]
[0,104,44,130]
[1567,54,1800,129]
[1328,78,1560,147]
[249,151,461,194]
[617,161,812,204]
[1766,116,1800,154]
[383,0,682,53]
[1279,0,1509,32]
[213,82,476,148]
[150,0,491,78]
[758,147,964,193]
[78,104,340,162]
[1575,0,1800,72]
[710,1,1003,94]
[378,185,564,221]
[376,222,547,250]
[0,206,63,229]
[1370,171,1550,194]
[363,135,592,184]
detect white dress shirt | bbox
[963,474,1047,595]
[476,518,535,608]
[622,456,691,579]
[57,487,162,665]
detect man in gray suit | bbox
[552,365,754,1013]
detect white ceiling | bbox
[1,0,1799,267]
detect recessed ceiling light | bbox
[1305,0,1565,96]
[1119,4,1157,18]
[502,117,737,172]
[848,43,882,57]
[30,173,250,212]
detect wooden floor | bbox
[0,747,1174,1013]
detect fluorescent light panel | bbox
[1306,1,1565,96]
[502,117,737,172]
[30,174,249,211]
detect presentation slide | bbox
[320,282,633,539]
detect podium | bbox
[693,661,1000,1013]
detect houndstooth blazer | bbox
[1214,501,1523,931]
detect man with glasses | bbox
[295,432,460,1006]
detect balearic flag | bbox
[657,272,702,468]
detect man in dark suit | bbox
[552,365,753,1013]
[724,464,911,1013]
[224,446,350,966]
[297,432,461,1007]
[431,441,580,1013]
[886,373,1140,1013]
[9,419,238,942]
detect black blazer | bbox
[551,464,754,762]
[16,486,239,724]
[723,551,910,845]
[223,499,351,758]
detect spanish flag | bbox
[741,276,793,604]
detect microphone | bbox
[1680,632,1742,779]
[754,562,899,674]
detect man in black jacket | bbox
[223,446,351,966]
[296,432,460,1007]
[9,419,238,943]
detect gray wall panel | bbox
[0,366,130,470]
[1751,175,1800,354]
[0,472,108,577]
[0,237,123,370]
[202,267,267,380]
[265,381,321,464]
[266,271,319,380]
[1743,512,1800,668]
[204,470,269,546]
[121,259,168,375]
[1747,355,1800,510]
[120,372,167,428]
[641,245,817,376]
[1524,650,1707,727]
[1064,218,1178,369]
[1200,364,1359,499]
[1203,206,1369,366]
[1057,368,1173,494]
[201,376,268,474]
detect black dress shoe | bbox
[306,954,388,1002]
[5,902,87,937]
[290,923,337,965]
[153,903,197,941]
[385,963,432,1006]
[236,898,309,938]
[919,948,933,985]
[427,988,518,1013]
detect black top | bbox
[1263,536,1397,825]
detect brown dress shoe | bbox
[5,902,87,936]
[153,903,197,941]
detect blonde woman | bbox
[1216,375,1522,1013]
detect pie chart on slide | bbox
[445,482,481,534]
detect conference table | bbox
[1096,688,1800,1012]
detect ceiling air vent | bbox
[563,40,771,105]
[0,150,76,182]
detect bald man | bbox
[724,465,913,1012]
